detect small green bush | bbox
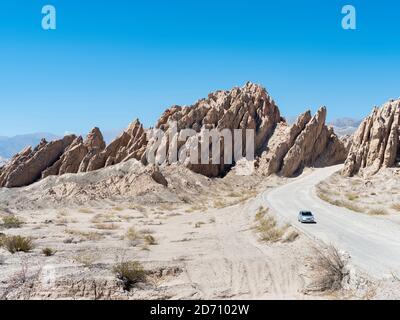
[1,215,23,229]
[113,261,146,291]
[3,235,34,253]
[42,247,57,256]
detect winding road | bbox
[264,165,400,278]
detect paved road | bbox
[264,165,400,278]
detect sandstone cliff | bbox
[144,82,282,177]
[257,107,348,177]
[342,99,400,177]
[0,82,349,187]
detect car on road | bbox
[298,211,316,223]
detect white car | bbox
[298,211,316,223]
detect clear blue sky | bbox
[0,0,399,136]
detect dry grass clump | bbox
[194,221,205,228]
[345,193,359,201]
[367,208,387,216]
[1,235,34,254]
[74,253,97,267]
[128,204,147,213]
[283,230,300,243]
[310,245,348,292]
[213,199,227,209]
[391,203,400,212]
[158,203,176,211]
[185,204,207,213]
[317,191,365,213]
[255,206,268,221]
[0,233,5,247]
[65,229,105,241]
[78,208,94,214]
[254,208,288,243]
[113,260,146,291]
[93,223,120,230]
[124,227,141,246]
[340,201,365,213]
[125,227,158,246]
[143,234,157,246]
[1,215,24,229]
[42,247,57,256]
[227,192,241,198]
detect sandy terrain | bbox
[317,168,400,222]
[267,165,400,279]
[0,160,399,299]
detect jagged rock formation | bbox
[342,99,400,177]
[257,107,348,177]
[145,82,282,177]
[41,128,106,178]
[85,120,147,171]
[0,82,349,188]
[0,135,77,188]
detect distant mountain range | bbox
[287,116,361,137]
[0,133,60,160]
[0,116,359,162]
[327,118,362,137]
[0,130,121,161]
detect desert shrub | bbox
[139,228,155,235]
[227,192,241,198]
[78,208,94,214]
[42,247,56,256]
[283,230,299,243]
[65,229,105,241]
[143,234,157,245]
[368,208,387,216]
[74,254,97,267]
[391,203,400,212]
[340,201,365,213]
[194,221,205,228]
[317,192,365,213]
[255,206,268,221]
[317,191,332,203]
[93,223,119,230]
[124,227,141,246]
[185,204,207,213]
[113,261,146,291]
[1,216,23,229]
[3,235,34,254]
[213,200,227,209]
[346,193,359,201]
[0,233,5,246]
[311,245,348,292]
[255,215,287,243]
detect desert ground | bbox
[1,159,399,300]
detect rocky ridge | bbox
[342,99,400,177]
[257,107,348,177]
[0,82,348,188]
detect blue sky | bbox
[0,0,399,136]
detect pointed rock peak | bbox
[85,127,106,150]
[295,110,312,123]
[126,118,144,134]
[342,99,400,177]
